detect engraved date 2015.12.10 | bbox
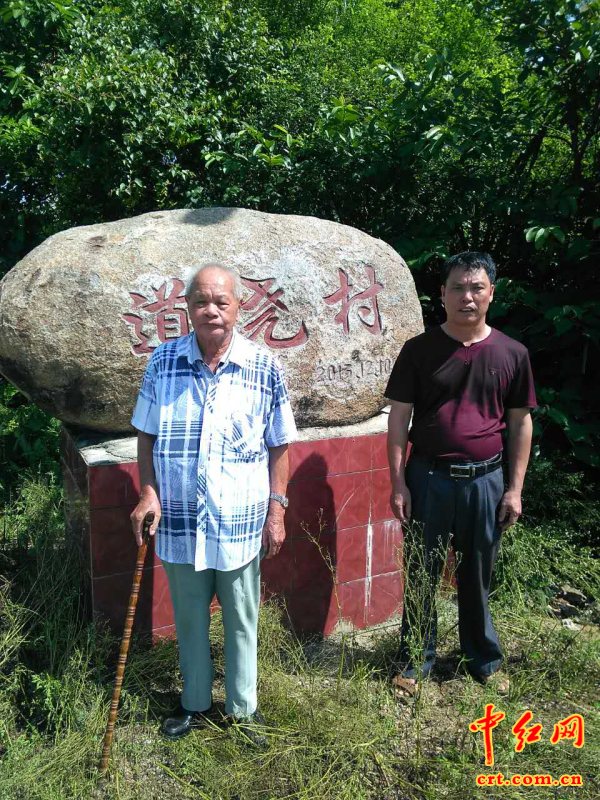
[315,358,393,384]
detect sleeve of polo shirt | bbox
[131,352,160,435]
[505,349,537,409]
[384,340,417,403]
[264,358,298,447]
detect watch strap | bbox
[269,491,289,508]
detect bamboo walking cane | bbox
[98,511,154,773]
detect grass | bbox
[0,465,599,799]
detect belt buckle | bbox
[449,463,474,479]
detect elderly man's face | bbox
[186,267,240,350]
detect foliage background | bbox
[1,0,599,481]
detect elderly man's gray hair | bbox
[184,263,243,301]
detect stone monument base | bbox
[61,413,404,639]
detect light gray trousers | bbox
[162,552,261,717]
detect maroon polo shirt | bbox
[385,327,537,462]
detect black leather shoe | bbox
[161,704,215,739]
[231,709,269,749]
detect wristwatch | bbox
[269,491,289,509]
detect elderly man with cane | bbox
[386,252,536,696]
[130,263,297,746]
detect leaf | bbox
[525,227,538,243]
[424,125,443,140]
[534,228,549,249]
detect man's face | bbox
[186,267,240,348]
[441,267,495,327]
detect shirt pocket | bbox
[226,410,266,459]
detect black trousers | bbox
[398,457,504,679]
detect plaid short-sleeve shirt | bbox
[131,330,297,571]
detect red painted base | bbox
[61,425,404,638]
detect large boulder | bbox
[0,208,423,431]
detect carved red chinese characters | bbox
[324,266,383,335]
[123,280,189,355]
[240,277,308,349]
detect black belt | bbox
[413,452,503,479]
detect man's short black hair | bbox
[442,252,497,285]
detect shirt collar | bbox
[186,329,252,368]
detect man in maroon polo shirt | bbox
[386,252,536,693]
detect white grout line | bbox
[365,515,373,623]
